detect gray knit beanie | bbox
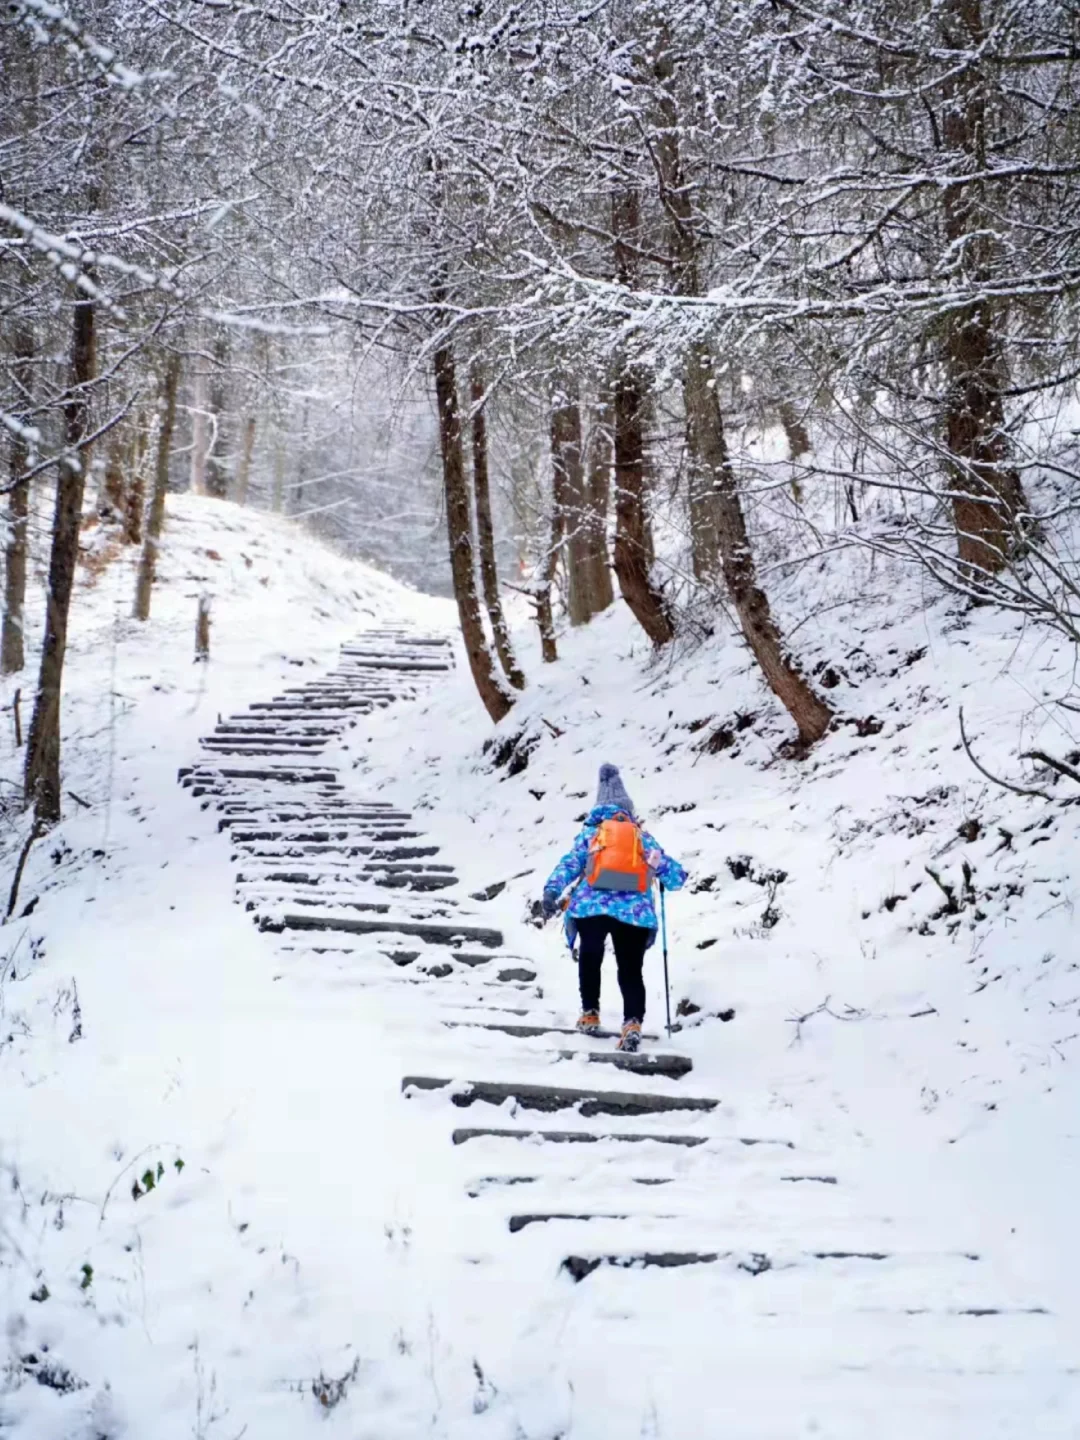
[596,763,636,818]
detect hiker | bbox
[541,764,687,1053]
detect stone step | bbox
[468,1176,674,1196]
[266,914,505,947]
[451,1128,707,1148]
[218,798,398,810]
[558,1247,993,1284]
[179,765,337,785]
[252,892,456,917]
[202,733,328,747]
[199,745,329,758]
[218,811,413,828]
[214,723,344,736]
[402,1077,718,1117]
[237,864,455,884]
[248,702,374,714]
[338,656,450,672]
[443,1019,660,1042]
[563,1252,721,1281]
[557,1050,693,1080]
[229,828,421,844]
[256,698,375,711]
[350,636,449,648]
[510,1212,652,1233]
[234,843,440,861]
[240,870,456,895]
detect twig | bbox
[1021,749,1080,787]
[66,790,92,809]
[541,717,564,738]
[5,818,43,922]
[924,865,959,913]
[957,706,1053,802]
[69,977,82,1043]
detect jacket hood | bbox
[583,803,638,828]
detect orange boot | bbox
[617,1020,642,1053]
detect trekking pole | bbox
[660,882,672,1039]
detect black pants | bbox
[576,915,650,1023]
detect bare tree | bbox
[2,322,33,675]
[610,189,674,647]
[24,289,96,824]
[133,350,182,622]
[470,361,525,689]
[434,331,513,722]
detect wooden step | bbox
[402,1077,718,1117]
[451,1128,707,1148]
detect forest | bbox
[3,7,1080,1434]
[5,0,1079,808]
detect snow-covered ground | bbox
[3,496,1079,1438]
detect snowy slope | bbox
[353,562,1080,1434]
[3,499,1079,1438]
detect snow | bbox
[3,497,1080,1437]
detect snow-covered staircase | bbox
[178,623,1060,1422]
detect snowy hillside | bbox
[3,500,1079,1438]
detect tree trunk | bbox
[195,594,211,661]
[552,385,594,626]
[683,348,722,581]
[272,432,285,513]
[97,430,126,523]
[777,401,811,462]
[433,338,512,722]
[683,353,833,747]
[293,397,311,515]
[612,362,673,646]
[205,335,230,500]
[2,323,33,675]
[583,402,615,615]
[940,0,1026,578]
[470,362,524,689]
[133,351,181,622]
[235,415,256,505]
[24,291,96,824]
[611,188,673,646]
[650,40,829,743]
[122,413,147,545]
[536,408,573,663]
[190,359,208,495]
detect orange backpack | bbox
[587,813,650,893]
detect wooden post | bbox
[195,594,211,662]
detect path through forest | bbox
[175,622,1069,1439]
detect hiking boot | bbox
[616,1020,642,1053]
[576,1011,601,1035]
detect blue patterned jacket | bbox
[543,804,688,949]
